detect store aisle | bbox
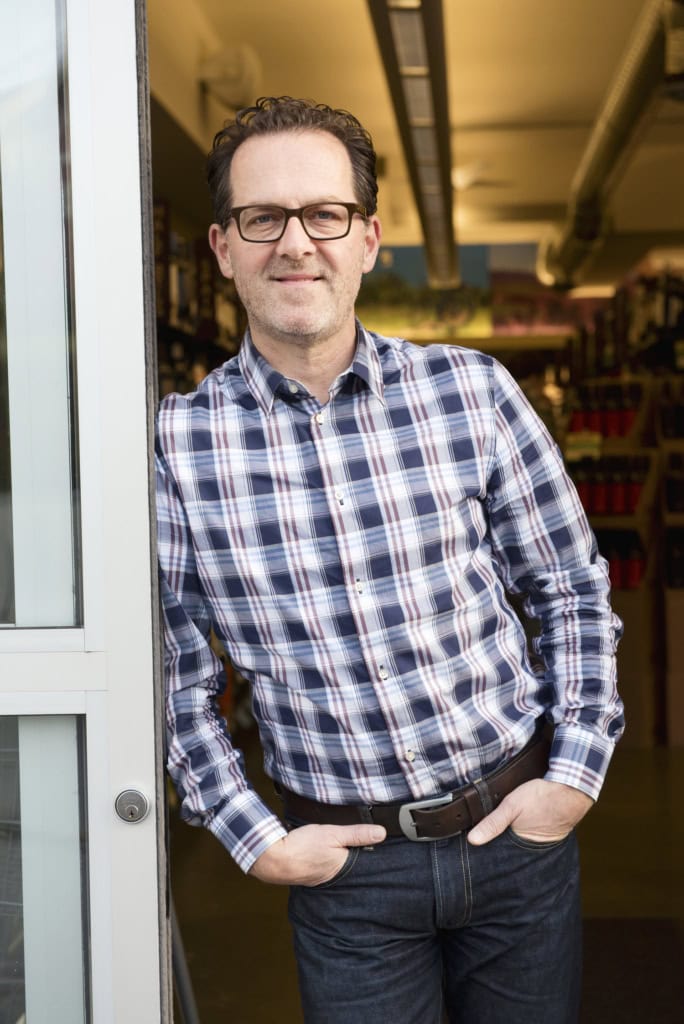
[170,736,684,1023]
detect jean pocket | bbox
[308,846,361,890]
[504,826,573,852]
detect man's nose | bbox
[274,214,316,258]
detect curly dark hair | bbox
[206,96,378,226]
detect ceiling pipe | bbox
[664,0,684,98]
[537,0,667,289]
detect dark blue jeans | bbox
[288,828,581,1023]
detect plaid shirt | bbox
[156,325,623,872]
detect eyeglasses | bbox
[225,202,367,243]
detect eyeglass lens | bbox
[238,204,354,241]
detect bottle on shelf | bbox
[597,532,647,589]
[624,535,646,589]
[569,454,650,517]
[608,456,628,515]
[620,382,641,436]
[602,384,622,438]
[597,530,646,591]
[565,379,645,441]
[590,458,609,515]
[572,458,591,510]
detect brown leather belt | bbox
[278,727,551,841]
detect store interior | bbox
[146,1,684,1020]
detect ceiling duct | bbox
[367,0,458,288]
[537,0,667,289]
[665,0,684,99]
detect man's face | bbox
[208,130,381,352]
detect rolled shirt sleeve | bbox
[484,360,624,799]
[156,437,287,872]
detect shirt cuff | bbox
[207,787,289,873]
[545,722,619,802]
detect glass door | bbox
[0,0,166,1021]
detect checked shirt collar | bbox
[237,321,387,415]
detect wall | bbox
[147,0,230,153]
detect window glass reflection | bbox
[0,717,23,1019]
[0,715,90,1023]
[0,189,14,624]
[0,0,80,627]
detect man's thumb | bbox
[467,803,512,846]
[339,824,387,847]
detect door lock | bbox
[115,789,149,823]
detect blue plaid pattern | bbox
[156,325,624,872]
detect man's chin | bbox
[266,317,329,343]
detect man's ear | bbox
[362,216,382,274]
[208,223,234,279]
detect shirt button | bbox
[315,412,324,425]
[335,490,344,503]
[378,666,389,680]
[405,749,416,763]
[288,382,298,394]
[355,579,364,593]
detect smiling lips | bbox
[273,273,322,284]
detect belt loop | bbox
[357,805,379,849]
[472,778,494,815]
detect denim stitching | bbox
[459,833,473,926]
[431,840,445,928]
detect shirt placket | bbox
[309,401,443,796]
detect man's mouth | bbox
[272,273,322,284]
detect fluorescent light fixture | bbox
[411,125,438,162]
[389,9,428,69]
[368,0,458,288]
[417,164,441,190]
[401,76,434,121]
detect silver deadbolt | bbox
[115,789,149,823]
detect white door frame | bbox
[0,0,169,1019]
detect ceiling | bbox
[191,0,684,289]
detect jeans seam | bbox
[459,833,473,925]
[431,840,445,927]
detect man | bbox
[156,96,624,1023]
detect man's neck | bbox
[250,328,357,405]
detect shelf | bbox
[565,374,656,449]
[583,449,660,544]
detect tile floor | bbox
[170,735,684,1023]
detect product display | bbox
[563,268,684,746]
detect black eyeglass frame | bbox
[224,202,368,242]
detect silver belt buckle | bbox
[397,794,454,841]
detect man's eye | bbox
[249,211,278,226]
[311,207,343,222]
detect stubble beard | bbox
[234,256,365,351]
